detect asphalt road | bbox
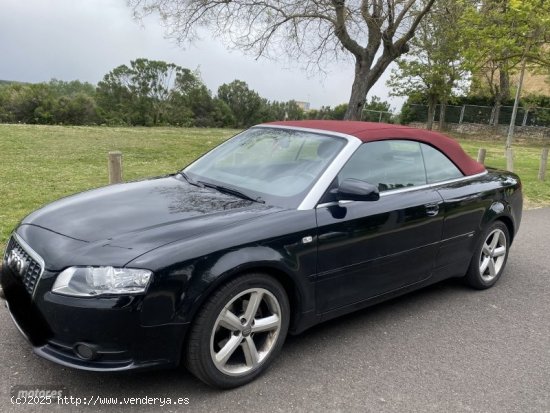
[1,208,549,413]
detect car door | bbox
[315,140,444,313]
[417,143,492,279]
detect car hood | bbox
[19,175,281,269]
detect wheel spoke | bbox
[252,314,280,333]
[480,256,490,274]
[219,309,243,332]
[482,244,491,257]
[488,258,496,277]
[489,233,499,251]
[215,334,241,367]
[242,336,260,368]
[493,246,506,258]
[243,291,263,322]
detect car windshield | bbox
[184,127,347,208]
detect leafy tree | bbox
[210,98,237,127]
[169,70,213,126]
[305,103,347,120]
[362,96,393,122]
[97,59,220,126]
[55,93,99,125]
[306,100,391,121]
[129,0,436,120]
[48,80,100,125]
[48,79,97,97]
[97,59,186,125]
[0,80,100,125]
[265,100,305,121]
[461,0,550,126]
[217,80,267,128]
[387,0,467,130]
[364,96,391,112]
[332,104,349,120]
[0,83,56,124]
[96,64,137,124]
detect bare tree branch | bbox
[128,0,437,119]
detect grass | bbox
[0,124,549,251]
[0,125,238,251]
[449,132,550,208]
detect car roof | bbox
[263,120,486,176]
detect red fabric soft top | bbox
[263,120,486,176]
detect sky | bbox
[0,0,404,111]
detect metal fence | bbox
[408,104,550,128]
[361,109,393,123]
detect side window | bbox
[420,143,463,183]
[337,140,427,192]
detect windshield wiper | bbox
[199,181,265,204]
[179,171,203,187]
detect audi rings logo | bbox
[7,249,27,276]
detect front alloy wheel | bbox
[210,288,282,376]
[185,273,289,388]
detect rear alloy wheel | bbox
[465,221,510,289]
[185,274,289,388]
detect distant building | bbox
[474,67,550,97]
[513,71,550,96]
[295,101,311,111]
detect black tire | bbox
[465,221,510,290]
[185,273,290,389]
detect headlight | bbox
[52,266,152,297]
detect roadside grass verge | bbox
[450,132,550,208]
[0,125,238,250]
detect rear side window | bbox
[420,144,463,183]
[338,140,427,192]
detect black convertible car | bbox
[2,121,522,388]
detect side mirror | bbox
[332,178,380,202]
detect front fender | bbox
[181,245,315,328]
[129,209,318,328]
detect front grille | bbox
[5,236,44,295]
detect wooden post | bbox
[506,148,514,172]
[538,148,549,181]
[477,148,487,165]
[108,151,123,184]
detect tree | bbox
[217,80,267,128]
[387,0,467,130]
[165,67,236,127]
[264,100,305,121]
[129,0,436,120]
[461,0,550,127]
[96,59,215,126]
[0,80,99,125]
[331,104,349,120]
[97,58,183,125]
[55,93,99,125]
[362,96,393,122]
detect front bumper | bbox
[1,262,189,372]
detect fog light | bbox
[73,343,97,360]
